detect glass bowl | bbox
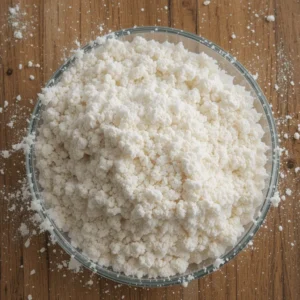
[26,26,279,287]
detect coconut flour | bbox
[35,36,268,278]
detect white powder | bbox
[30,269,36,275]
[35,37,268,278]
[19,64,23,70]
[1,150,11,158]
[278,226,283,231]
[213,258,224,269]
[16,95,21,101]
[24,238,31,248]
[14,31,23,39]
[8,5,26,40]
[29,75,35,80]
[286,188,292,196]
[294,132,299,140]
[231,33,236,39]
[203,1,211,5]
[68,257,82,272]
[19,223,29,236]
[270,191,280,207]
[266,15,275,22]
[86,280,93,286]
[28,295,33,300]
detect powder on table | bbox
[34,36,268,278]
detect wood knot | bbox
[287,159,295,169]
[6,68,13,76]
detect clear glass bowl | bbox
[26,26,279,287]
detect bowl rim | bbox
[25,26,280,287]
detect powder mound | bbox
[35,37,268,278]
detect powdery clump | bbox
[19,223,29,236]
[266,15,275,22]
[270,191,281,207]
[8,4,26,40]
[68,257,82,272]
[35,37,268,278]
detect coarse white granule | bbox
[266,15,275,22]
[286,189,292,196]
[270,191,280,207]
[29,75,35,80]
[35,36,268,278]
[278,226,283,231]
[283,133,288,139]
[213,258,224,269]
[4,101,8,108]
[0,107,2,113]
[16,95,21,101]
[28,295,32,300]
[28,61,33,67]
[24,238,31,248]
[19,64,23,70]
[203,0,211,5]
[231,33,236,39]
[30,269,36,275]
[294,132,299,140]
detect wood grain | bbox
[0,0,299,299]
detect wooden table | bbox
[0,0,299,299]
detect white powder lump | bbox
[19,223,29,236]
[35,37,268,278]
[266,15,275,22]
[270,191,280,207]
[8,4,26,40]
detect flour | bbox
[266,15,275,22]
[19,223,29,236]
[8,4,26,40]
[34,37,268,278]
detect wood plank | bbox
[0,0,299,299]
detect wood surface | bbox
[0,0,299,299]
